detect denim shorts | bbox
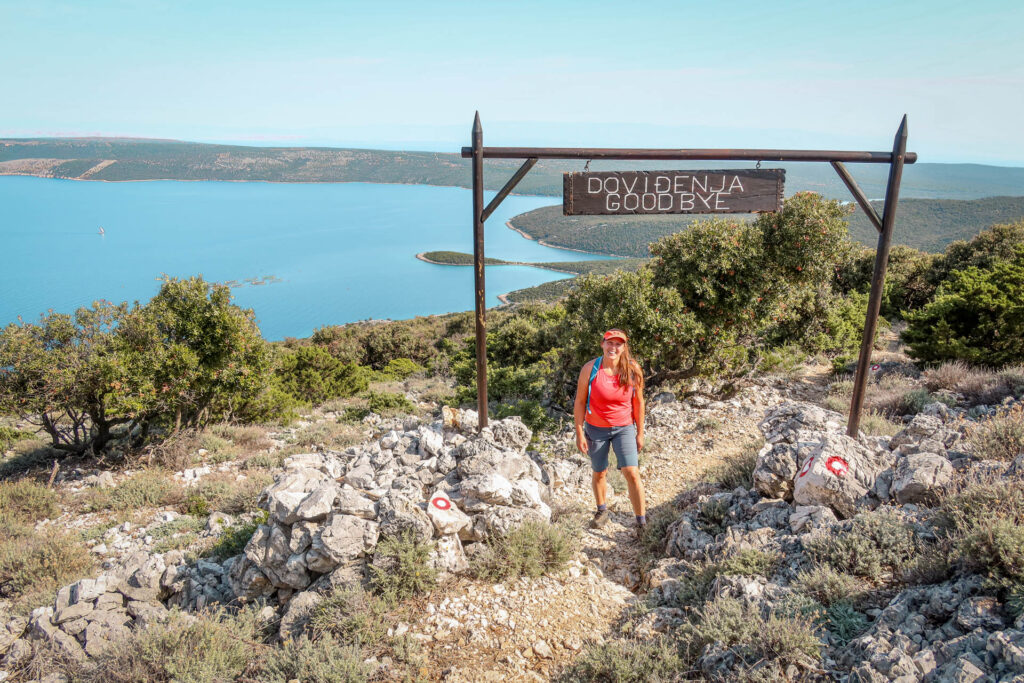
[584,422,639,472]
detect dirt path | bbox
[414,382,810,681]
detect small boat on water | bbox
[98,227,105,235]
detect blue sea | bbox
[0,177,610,340]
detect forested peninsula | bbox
[507,196,1024,255]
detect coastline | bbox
[503,220,636,259]
[415,252,581,276]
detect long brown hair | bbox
[603,329,644,391]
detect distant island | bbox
[4,137,1024,201]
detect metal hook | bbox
[755,160,762,170]
[584,159,592,173]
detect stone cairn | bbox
[646,400,1024,682]
[0,410,591,669]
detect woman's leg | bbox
[610,425,645,518]
[619,466,646,517]
[592,469,608,507]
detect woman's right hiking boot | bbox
[590,508,610,529]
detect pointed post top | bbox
[894,115,908,150]
[473,111,482,134]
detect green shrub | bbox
[377,357,424,380]
[491,399,555,433]
[243,451,285,470]
[679,597,822,674]
[557,636,683,682]
[637,506,678,558]
[339,406,371,423]
[792,566,867,607]
[804,509,919,583]
[88,470,182,512]
[928,219,1024,287]
[256,635,369,683]
[859,411,902,436]
[0,521,95,615]
[206,511,268,560]
[0,276,271,455]
[968,405,1024,461]
[366,391,414,415]
[758,343,809,378]
[275,346,371,406]
[311,586,393,647]
[826,602,871,647]
[80,607,265,682]
[151,515,206,553]
[0,426,34,450]
[897,388,957,415]
[656,550,781,608]
[904,249,1024,366]
[369,530,437,602]
[703,441,761,491]
[471,520,580,582]
[0,478,59,521]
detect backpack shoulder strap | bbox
[585,357,602,415]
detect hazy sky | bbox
[3,0,1022,164]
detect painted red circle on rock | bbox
[825,456,850,477]
[798,456,815,478]
[431,497,451,510]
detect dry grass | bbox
[924,361,1024,406]
[85,470,182,512]
[967,405,1024,461]
[207,423,272,451]
[288,419,365,451]
[859,411,903,436]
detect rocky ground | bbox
[1,350,1022,681]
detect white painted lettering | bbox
[679,193,695,211]
[658,193,673,210]
[588,177,602,194]
[728,176,744,193]
[623,193,639,211]
[606,194,620,211]
[655,176,671,193]
[641,193,657,211]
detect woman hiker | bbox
[572,328,647,538]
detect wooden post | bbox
[847,116,908,436]
[471,113,488,430]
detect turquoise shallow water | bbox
[0,177,610,340]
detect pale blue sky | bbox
[2,0,1022,164]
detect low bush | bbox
[289,420,364,451]
[826,602,871,647]
[369,530,437,602]
[679,597,822,675]
[0,426,34,451]
[897,388,957,415]
[557,636,684,682]
[637,506,679,558]
[206,511,268,560]
[758,344,809,378]
[367,391,414,415]
[936,479,1024,588]
[0,521,94,615]
[275,346,371,406]
[792,565,868,607]
[0,478,59,520]
[207,422,271,451]
[703,440,761,490]
[804,509,919,583]
[471,519,580,582]
[87,470,182,512]
[656,550,782,609]
[859,410,903,436]
[80,607,266,682]
[967,405,1024,461]
[150,515,206,553]
[377,357,424,381]
[491,399,556,433]
[256,634,368,682]
[311,585,393,647]
[903,249,1024,367]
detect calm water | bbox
[0,177,610,340]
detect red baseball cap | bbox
[602,329,628,342]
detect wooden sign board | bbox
[563,169,785,215]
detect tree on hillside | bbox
[0,277,270,454]
[903,248,1024,367]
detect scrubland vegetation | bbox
[1,193,1023,681]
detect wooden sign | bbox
[563,169,784,215]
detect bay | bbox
[0,177,610,340]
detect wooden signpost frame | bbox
[461,113,915,436]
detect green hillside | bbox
[509,196,1024,256]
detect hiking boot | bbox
[590,509,610,529]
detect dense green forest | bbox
[509,196,1024,256]
[3,137,1024,201]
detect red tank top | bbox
[586,367,634,427]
